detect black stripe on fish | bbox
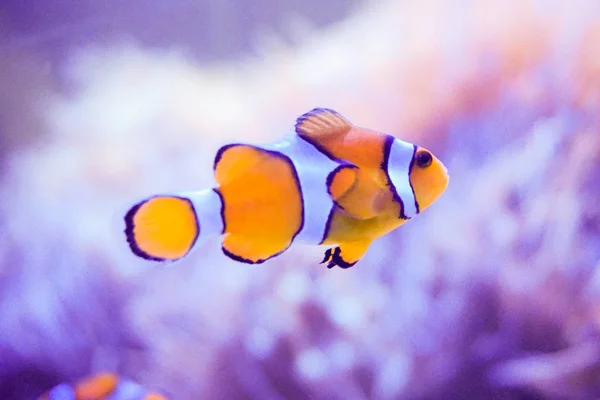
[407,144,420,214]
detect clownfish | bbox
[38,372,168,400]
[124,108,449,269]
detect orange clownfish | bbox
[124,108,449,269]
[38,372,168,400]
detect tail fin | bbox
[124,189,223,262]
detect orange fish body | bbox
[125,108,449,269]
[38,372,168,400]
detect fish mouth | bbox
[441,165,449,180]
[443,168,450,188]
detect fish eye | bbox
[415,151,433,168]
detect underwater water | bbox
[1,0,600,398]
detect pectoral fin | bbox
[320,240,372,269]
[327,166,388,220]
[327,164,358,201]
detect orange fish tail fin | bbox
[124,189,223,262]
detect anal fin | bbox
[222,234,289,264]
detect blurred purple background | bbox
[1,0,600,399]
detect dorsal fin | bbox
[213,144,264,186]
[295,108,352,139]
